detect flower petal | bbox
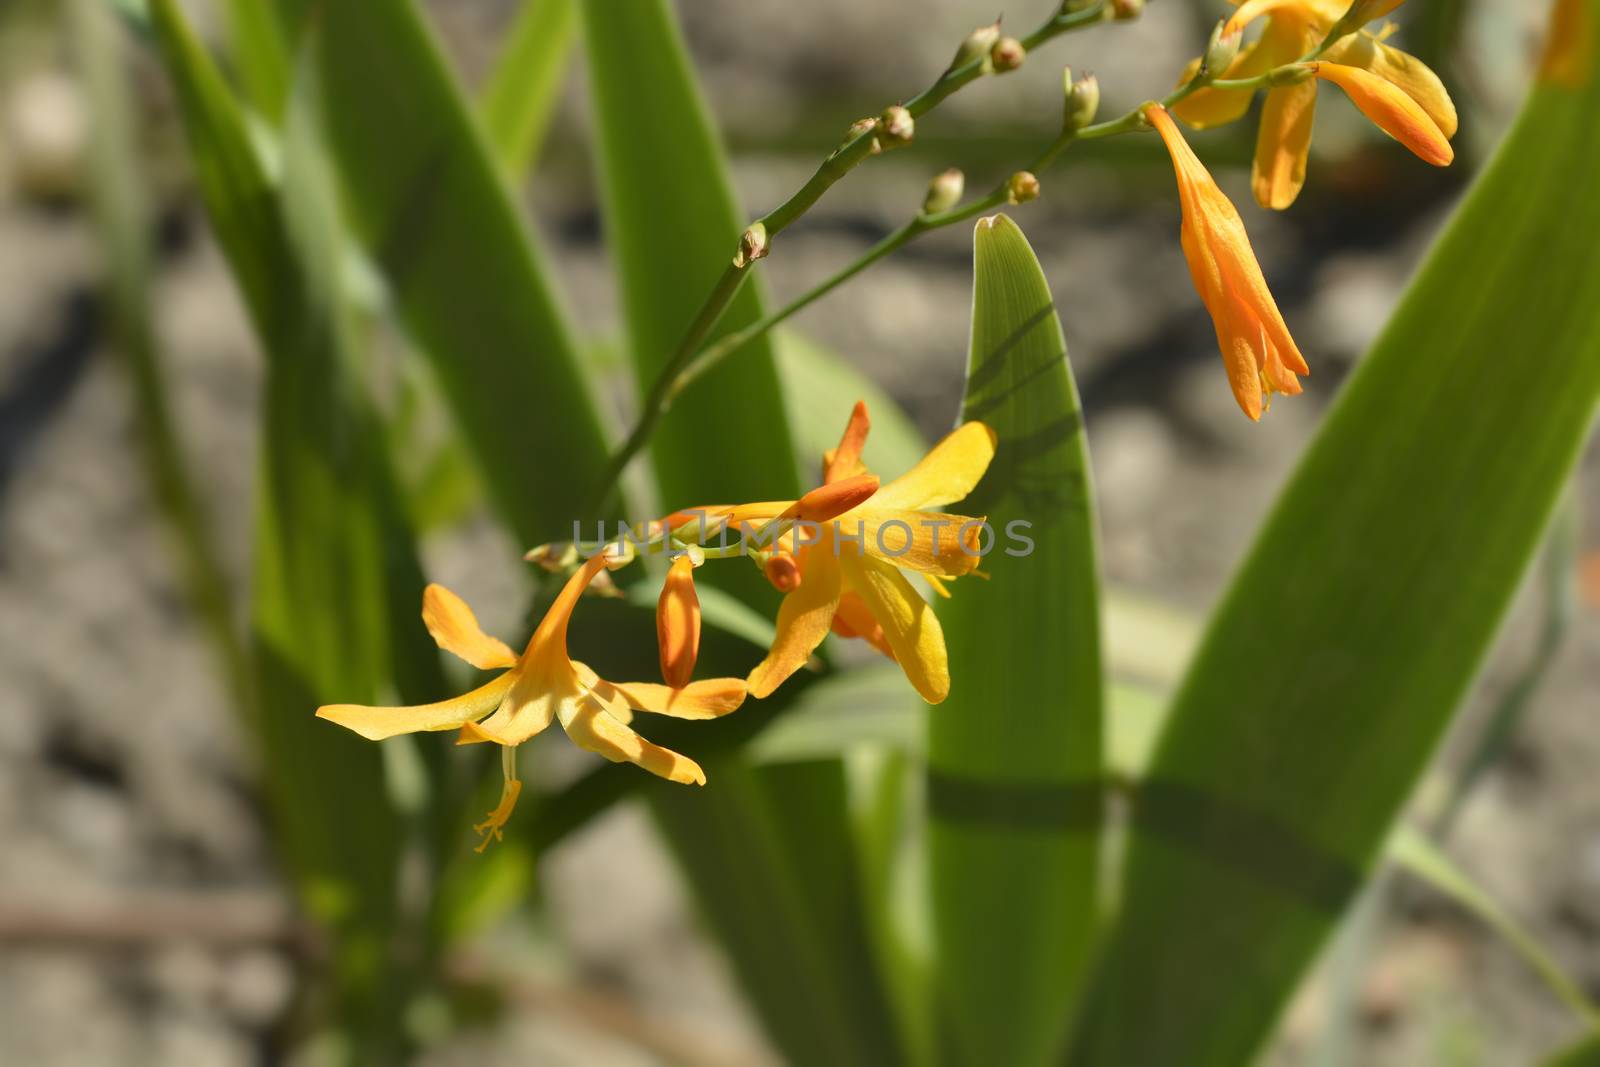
[462,661,569,745]
[832,589,895,659]
[1251,80,1318,210]
[597,676,748,720]
[559,694,706,784]
[747,546,842,698]
[838,551,949,704]
[823,401,872,483]
[1312,62,1453,166]
[1324,34,1457,138]
[854,508,987,577]
[422,584,517,670]
[317,671,515,741]
[871,421,998,511]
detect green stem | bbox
[582,263,749,516]
[584,1,1116,512]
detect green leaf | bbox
[1543,1034,1600,1067]
[579,3,899,1062]
[1067,12,1600,1063]
[147,0,445,1042]
[219,0,291,121]
[926,214,1103,1067]
[71,0,248,705]
[1388,827,1600,1031]
[479,0,575,175]
[579,0,798,509]
[306,0,612,545]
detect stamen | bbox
[473,745,523,854]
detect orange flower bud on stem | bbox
[657,556,701,689]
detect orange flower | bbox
[1175,0,1456,208]
[1307,62,1452,166]
[1146,104,1308,421]
[710,402,996,703]
[316,552,746,850]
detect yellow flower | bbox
[717,402,996,703]
[317,551,747,851]
[1174,0,1456,208]
[1146,104,1309,421]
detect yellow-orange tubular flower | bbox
[1174,0,1456,208]
[316,552,746,851]
[1146,104,1308,421]
[717,402,997,704]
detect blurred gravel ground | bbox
[1,0,1596,1064]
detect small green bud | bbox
[1203,21,1242,76]
[1007,171,1041,205]
[990,37,1026,73]
[1066,72,1100,130]
[948,20,1002,72]
[733,222,769,268]
[1111,0,1143,19]
[878,105,914,148]
[1061,0,1101,12]
[923,168,965,215]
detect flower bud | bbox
[733,222,769,268]
[1007,171,1041,204]
[793,473,879,523]
[1111,0,1143,19]
[923,168,965,215]
[948,20,1002,72]
[764,552,803,592]
[877,105,914,148]
[990,37,1025,73]
[1066,72,1100,130]
[656,555,701,689]
[1204,20,1242,75]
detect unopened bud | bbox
[1007,170,1040,204]
[923,168,965,215]
[764,552,803,593]
[733,222,769,268]
[656,555,701,689]
[1066,72,1100,129]
[793,473,879,523]
[877,105,914,148]
[990,37,1025,73]
[1111,0,1143,19]
[1204,21,1242,75]
[948,20,1002,72]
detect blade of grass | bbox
[306,0,613,545]
[70,0,248,705]
[1388,826,1600,1032]
[1066,8,1600,1061]
[580,4,900,1061]
[147,1,446,1047]
[928,214,1103,1067]
[1544,1034,1600,1067]
[479,0,575,175]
